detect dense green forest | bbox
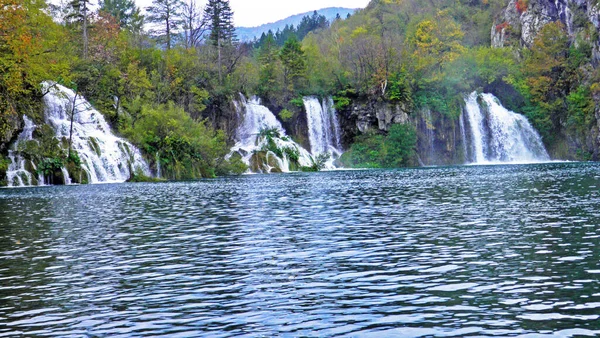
[1,0,599,181]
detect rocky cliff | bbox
[492,0,600,60]
[337,99,465,165]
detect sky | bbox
[134,0,371,27]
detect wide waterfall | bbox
[463,92,550,164]
[303,96,343,169]
[230,95,313,173]
[6,83,151,187]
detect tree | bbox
[257,32,281,98]
[181,0,207,48]
[146,0,182,50]
[204,0,237,84]
[99,0,138,29]
[67,0,94,58]
[279,36,307,94]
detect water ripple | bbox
[1,162,600,337]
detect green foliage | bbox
[566,86,595,135]
[333,96,351,110]
[283,146,300,163]
[279,36,307,94]
[387,71,412,104]
[145,0,183,50]
[341,124,417,168]
[278,109,294,121]
[37,157,65,177]
[123,102,242,179]
[204,0,237,47]
[257,33,281,98]
[289,97,305,108]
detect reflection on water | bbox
[1,163,600,337]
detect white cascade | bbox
[423,108,435,164]
[230,95,313,173]
[463,91,550,164]
[303,96,343,169]
[6,116,38,187]
[459,111,469,162]
[40,82,151,184]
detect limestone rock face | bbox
[492,0,600,51]
[337,99,463,166]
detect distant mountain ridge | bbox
[236,7,357,42]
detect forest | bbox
[1,0,599,181]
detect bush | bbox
[340,124,417,168]
[279,109,294,121]
[123,102,238,180]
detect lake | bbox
[1,163,599,337]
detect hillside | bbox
[236,7,357,41]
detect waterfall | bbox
[459,110,469,162]
[465,92,488,163]
[463,92,550,164]
[423,108,435,165]
[6,116,37,187]
[230,95,313,173]
[6,83,151,187]
[303,96,343,169]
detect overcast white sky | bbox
[134,0,371,27]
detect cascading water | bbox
[43,83,151,183]
[6,116,41,187]
[423,108,436,165]
[459,111,469,162]
[463,92,550,164]
[303,96,343,169]
[230,95,313,173]
[6,83,151,187]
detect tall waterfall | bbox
[6,83,151,187]
[463,92,550,164]
[303,96,343,168]
[230,95,313,173]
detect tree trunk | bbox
[166,13,171,50]
[218,37,222,84]
[83,3,88,59]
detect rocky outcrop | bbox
[337,99,464,165]
[0,113,23,152]
[492,0,600,53]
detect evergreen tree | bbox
[146,0,183,50]
[279,36,306,94]
[257,32,280,98]
[204,0,237,83]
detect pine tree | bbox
[204,0,237,84]
[279,36,306,94]
[146,0,183,50]
[258,32,280,98]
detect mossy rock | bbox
[266,152,283,171]
[270,167,283,173]
[66,162,89,184]
[250,151,269,173]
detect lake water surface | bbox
[1,163,600,337]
